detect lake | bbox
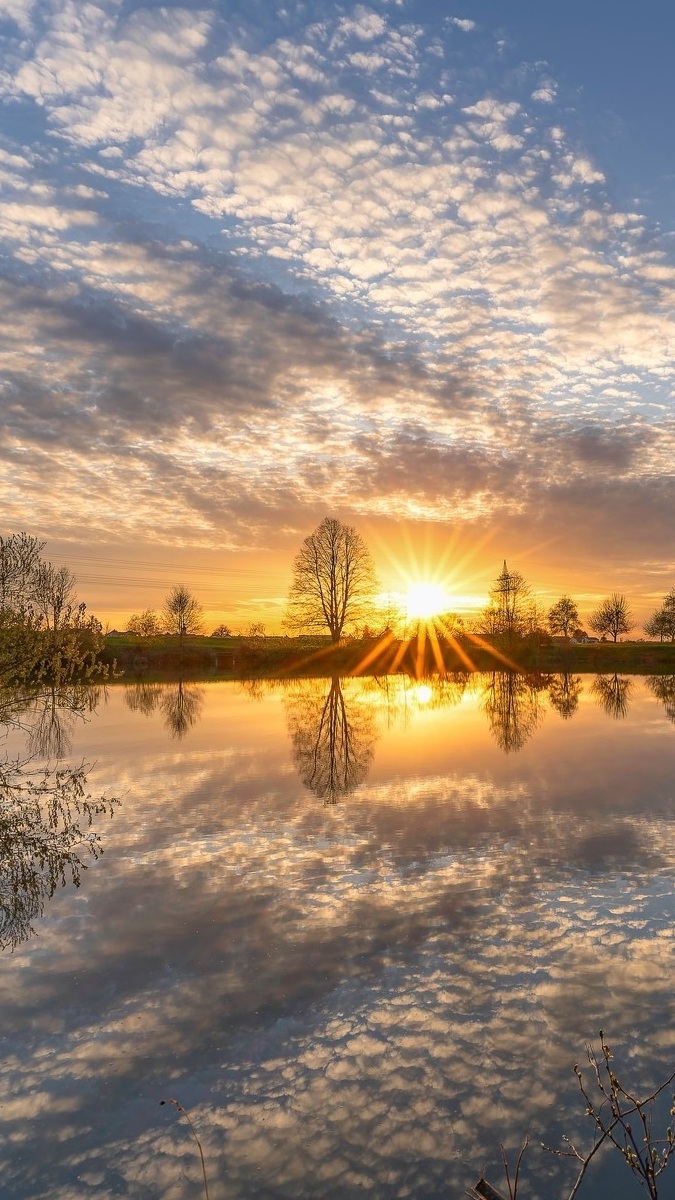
[2,672,675,1199]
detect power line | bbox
[56,552,285,580]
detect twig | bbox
[160,1097,211,1200]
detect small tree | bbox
[211,623,232,638]
[588,593,635,642]
[127,609,162,637]
[645,590,675,642]
[548,596,579,640]
[162,586,204,646]
[284,516,377,643]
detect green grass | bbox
[100,634,675,683]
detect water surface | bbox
[2,673,675,1199]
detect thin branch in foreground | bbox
[473,1032,675,1200]
[160,1097,211,1200]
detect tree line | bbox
[4,523,675,649]
[280,518,675,645]
[106,517,675,645]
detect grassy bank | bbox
[101,633,675,681]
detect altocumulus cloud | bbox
[0,0,674,566]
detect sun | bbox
[406,582,449,621]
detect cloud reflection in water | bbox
[0,675,674,1198]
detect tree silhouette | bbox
[479,562,533,642]
[644,590,675,642]
[548,673,582,720]
[588,594,634,642]
[160,680,204,739]
[123,681,165,717]
[162,585,204,647]
[645,675,675,724]
[285,676,377,803]
[284,516,377,643]
[127,609,162,637]
[0,532,44,617]
[25,683,102,760]
[32,562,78,631]
[481,671,545,753]
[548,596,579,640]
[592,674,632,719]
[123,679,204,738]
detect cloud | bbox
[449,17,476,33]
[336,6,387,42]
[0,0,674,583]
[531,83,556,103]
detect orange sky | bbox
[47,518,668,635]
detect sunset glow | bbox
[406,584,450,622]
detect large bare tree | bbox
[284,516,377,643]
[588,593,634,642]
[285,676,377,803]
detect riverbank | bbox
[101,633,675,680]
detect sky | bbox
[1,0,675,631]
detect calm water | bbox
[2,672,675,1199]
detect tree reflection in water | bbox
[1,685,116,950]
[286,676,377,803]
[547,673,582,720]
[645,674,675,724]
[124,680,205,739]
[592,673,632,719]
[26,684,103,759]
[481,671,546,754]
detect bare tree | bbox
[592,672,632,719]
[645,674,675,723]
[285,676,377,803]
[160,681,205,739]
[644,590,675,642]
[123,681,165,716]
[32,562,78,631]
[588,593,634,642]
[0,532,44,618]
[548,596,579,640]
[479,562,532,642]
[548,673,582,720]
[284,516,377,643]
[481,671,545,753]
[127,609,162,637]
[162,585,204,646]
